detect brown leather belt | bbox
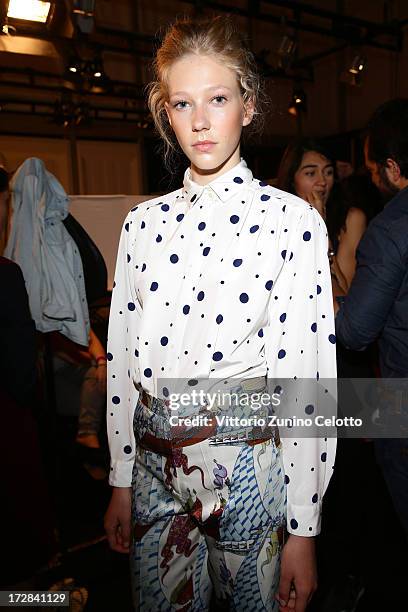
[138,389,280,454]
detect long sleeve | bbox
[265,205,337,536]
[107,212,141,487]
[336,220,405,351]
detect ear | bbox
[242,98,255,127]
[385,158,401,182]
[164,101,172,128]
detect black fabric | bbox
[0,256,37,405]
[0,257,56,584]
[63,213,108,305]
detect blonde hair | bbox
[147,16,264,163]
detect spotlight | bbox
[74,100,91,126]
[288,89,307,116]
[89,58,103,79]
[53,96,91,127]
[340,55,367,86]
[349,55,366,75]
[53,95,75,128]
[65,53,109,93]
[7,1,52,24]
[277,35,297,70]
[67,55,82,74]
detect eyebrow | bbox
[169,85,233,97]
[300,163,334,171]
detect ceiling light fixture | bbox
[288,89,307,116]
[349,55,366,75]
[340,54,367,86]
[277,35,297,70]
[7,0,51,23]
[65,53,111,94]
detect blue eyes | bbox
[173,101,189,110]
[172,95,227,110]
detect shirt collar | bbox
[182,159,253,206]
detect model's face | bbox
[293,151,334,205]
[165,54,253,185]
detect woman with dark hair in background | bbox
[277,139,367,296]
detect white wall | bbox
[0,136,71,191]
[0,136,144,196]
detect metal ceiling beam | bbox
[180,0,403,51]
[0,96,150,122]
[0,66,146,100]
[0,25,154,57]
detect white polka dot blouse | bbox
[107,159,337,536]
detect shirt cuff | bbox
[109,458,134,487]
[286,502,322,537]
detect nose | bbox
[191,104,210,132]
[316,171,327,187]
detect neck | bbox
[190,147,241,185]
[398,178,408,191]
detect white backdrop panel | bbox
[69,195,149,290]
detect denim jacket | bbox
[4,158,89,345]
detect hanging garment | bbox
[5,157,89,345]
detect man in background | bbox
[335,98,408,540]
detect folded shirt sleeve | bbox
[265,205,337,536]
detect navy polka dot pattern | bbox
[107,158,337,535]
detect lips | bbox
[192,141,216,152]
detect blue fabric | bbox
[336,186,408,377]
[4,158,89,345]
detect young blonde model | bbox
[105,17,336,612]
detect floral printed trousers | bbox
[130,380,286,611]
